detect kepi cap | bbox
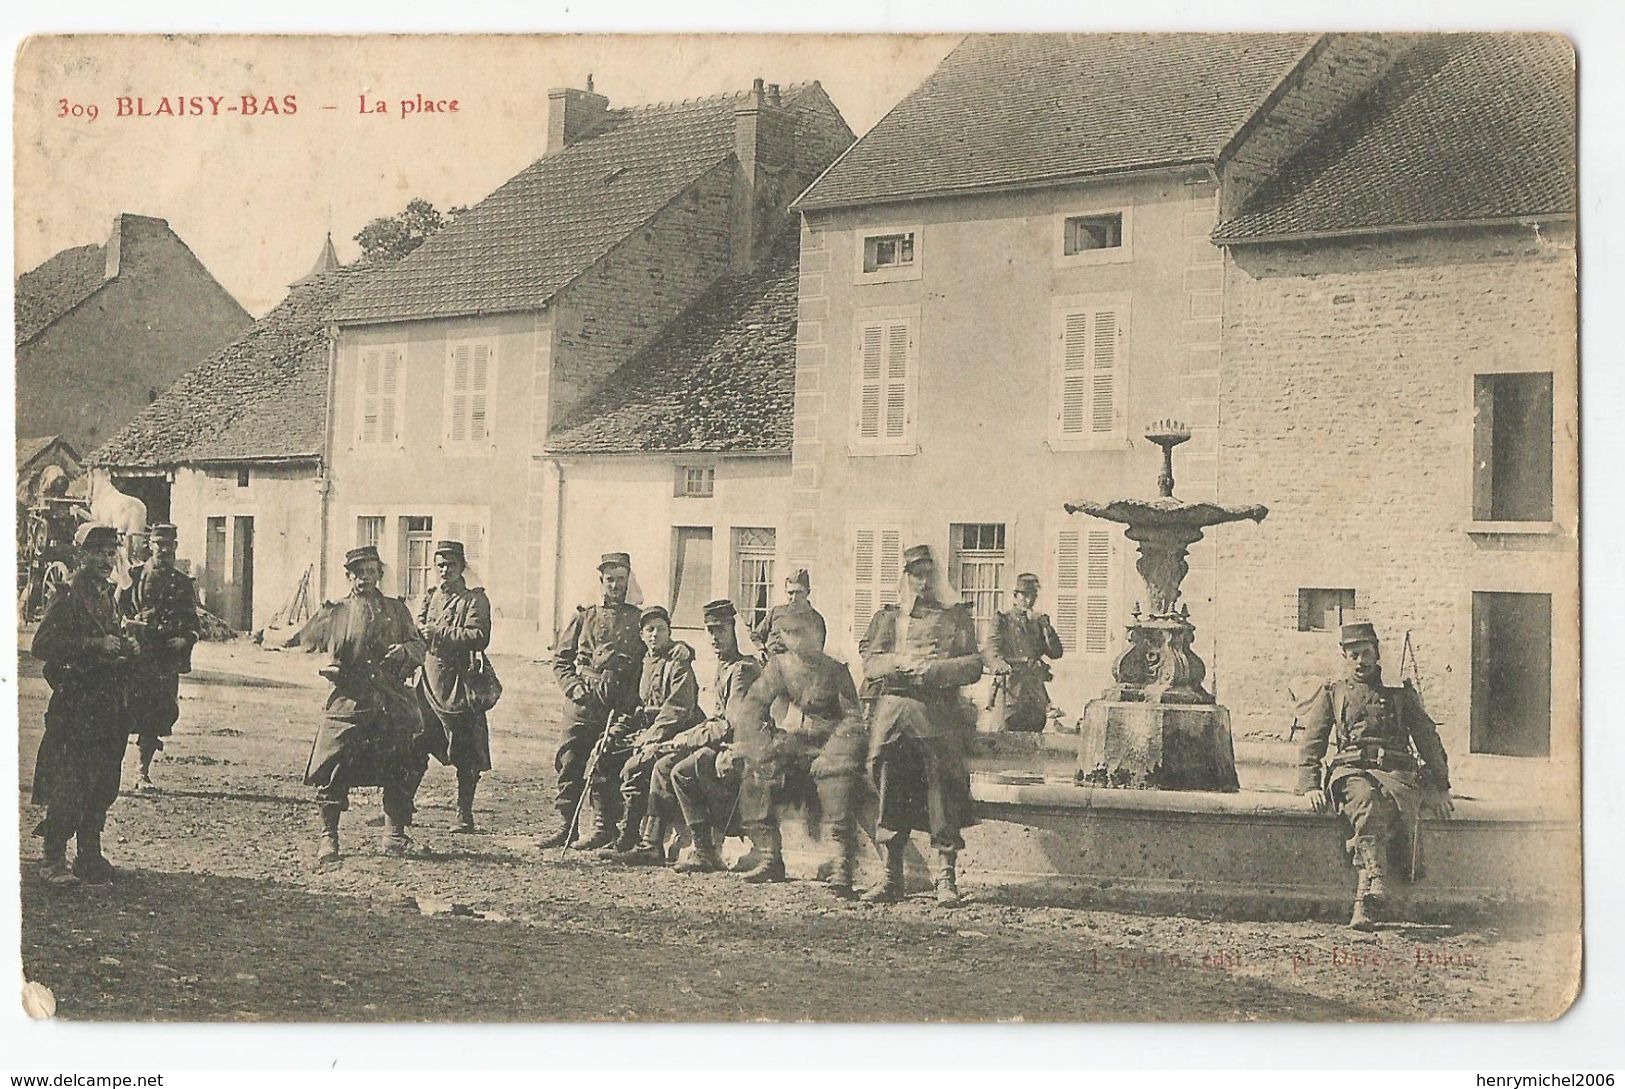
[1338,621,1380,648]
[902,544,934,570]
[344,544,382,570]
[702,599,737,624]
[74,523,119,549]
[433,540,465,562]
[599,551,632,573]
[639,605,671,627]
[1014,572,1040,593]
[149,523,178,542]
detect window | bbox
[950,523,1007,643]
[356,516,384,549]
[850,525,903,640]
[235,467,250,488]
[854,225,923,284]
[1064,213,1123,254]
[402,516,433,603]
[445,340,494,448]
[671,527,714,627]
[675,465,716,498]
[1052,524,1114,658]
[1473,372,1554,522]
[733,527,776,633]
[356,346,403,447]
[1298,588,1357,632]
[1051,297,1127,446]
[863,232,914,273]
[852,310,918,452]
[1471,591,1551,757]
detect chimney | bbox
[104,212,169,279]
[732,78,798,270]
[104,213,128,279]
[547,78,610,154]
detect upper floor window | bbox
[1473,371,1553,523]
[1049,295,1128,448]
[850,307,919,454]
[855,225,923,284]
[444,339,494,450]
[675,465,715,498]
[1054,207,1133,267]
[356,345,403,448]
[235,467,250,488]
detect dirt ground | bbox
[17,637,1579,1023]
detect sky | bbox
[14,35,961,316]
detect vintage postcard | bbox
[12,31,1580,1026]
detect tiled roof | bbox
[547,242,798,454]
[92,266,377,467]
[17,435,77,469]
[795,34,1315,210]
[15,243,108,345]
[333,84,818,324]
[1213,34,1576,242]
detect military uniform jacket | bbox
[118,562,200,674]
[416,579,492,718]
[1294,674,1451,795]
[666,651,761,751]
[860,598,983,753]
[986,609,1063,677]
[33,567,131,738]
[753,602,827,654]
[553,601,644,708]
[320,592,425,726]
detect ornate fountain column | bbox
[1065,420,1267,792]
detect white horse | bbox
[86,467,148,589]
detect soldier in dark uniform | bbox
[645,599,761,874]
[539,552,647,850]
[117,522,200,789]
[983,572,1064,733]
[859,544,983,906]
[727,604,870,895]
[411,540,494,832]
[1298,621,1454,930]
[601,605,704,864]
[752,568,826,657]
[304,545,426,864]
[30,524,137,885]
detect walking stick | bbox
[559,728,610,860]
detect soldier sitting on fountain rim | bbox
[1297,621,1453,931]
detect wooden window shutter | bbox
[359,349,381,445]
[446,518,485,575]
[1091,310,1118,435]
[851,525,903,639]
[1083,529,1112,655]
[448,344,471,443]
[884,322,910,440]
[380,348,401,444]
[469,343,491,443]
[857,324,884,441]
[1059,312,1089,436]
[1054,303,1124,440]
[1052,526,1081,652]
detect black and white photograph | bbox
[6,19,1601,1059]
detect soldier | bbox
[642,598,761,874]
[1298,621,1454,930]
[117,522,201,790]
[752,568,826,657]
[539,552,647,850]
[303,545,427,864]
[983,572,1064,733]
[30,524,137,885]
[859,544,984,906]
[601,606,704,864]
[727,605,869,896]
[412,540,493,832]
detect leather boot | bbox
[72,824,117,884]
[380,817,413,857]
[39,829,78,886]
[610,812,667,866]
[596,797,644,859]
[827,822,859,900]
[136,745,157,791]
[537,809,577,850]
[674,823,724,873]
[574,783,622,851]
[862,835,908,903]
[316,805,342,865]
[451,771,479,833]
[1354,835,1389,907]
[1349,896,1377,931]
[739,823,787,883]
[729,840,765,873]
[932,848,963,908]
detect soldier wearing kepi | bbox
[539,551,646,850]
[983,572,1063,733]
[1298,621,1454,930]
[30,524,138,885]
[752,568,827,657]
[117,522,201,790]
[412,540,493,832]
[304,545,427,864]
[859,544,984,906]
[645,598,762,874]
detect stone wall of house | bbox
[1214,223,1578,773]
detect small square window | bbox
[1298,588,1356,632]
[236,468,251,488]
[675,465,715,498]
[863,233,915,273]
[1065,213,1123,255]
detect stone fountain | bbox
[1065,420,1267,792]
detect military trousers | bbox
[652,748,740,834]
[871,734,974,852]
[34,729,125,850]
[553,695,619,818]
[1333,774,1400,843]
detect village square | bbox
[14,32,1579,1022]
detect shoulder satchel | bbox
[465,650,503,713]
